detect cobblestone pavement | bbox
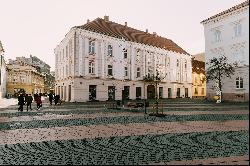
[0,99,249,165]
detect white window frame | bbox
[124,67,128,77]
[89,61,95,74]
[108,65,113,76]
[89,40,95,54]
[234,23,242,37]
[214,30,221,42]
[108,45,113,57]
[123,49,128,59]
[136,67,140,78]
[236,77,243,89]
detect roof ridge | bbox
[201,0,249,24]
[75,17,189,55]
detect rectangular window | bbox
[108,45,113,56]
[108,86,115,100]
[123,49,127,59]
[89,40,95,54]
[66,46,68,58]
[195,88,198,94]
[136,87,141,99]
[89,61,95,74]
[177,88,180,98]
[214,30,221,42]
[168,88,172,98]
[159,87,163,99]
[124,67,128,77]
[108,65,113,76]
[136,67,140,78]
[136,50,140,60]
[236,77,243,89]
[89,85,97,101]
[234,24,242,37]
[201,88,205,95]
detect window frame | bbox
[108,45,113,57]
[89,61,95,74]
[89,40,95,54]
[108,65,113,76]
[236,77,243,89]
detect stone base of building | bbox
[55,78,193,102]
[206,93,249,102]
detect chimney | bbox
[87,19,90,23]
[125,22,127,27]
[146,29,148,33]
[153,32,157,36]
[104,15,109,22]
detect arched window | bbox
[236,77,243,89]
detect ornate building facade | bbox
[9,55,55,94]
[55,16,192,102]
[6,61,45,97]
[201,0,249,101]
[192,59,206,98]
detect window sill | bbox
[235,88,245,91]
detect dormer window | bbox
[89,40,95,54]
[108,45,113,56]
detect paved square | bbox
[0,99,249,165]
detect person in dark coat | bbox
[48,93,54,105]
[54,95,60,105]
[18,94,25,112]
[26,94,33,111]
[36,94,42,110]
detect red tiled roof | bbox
[75,18,189,55]
[201,0,249,24]
[192,59,205,74]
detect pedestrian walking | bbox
[18,94,25,112]
[54,95,60,105]
[35,93,42,110]
[26,94,33,111]
[48,93,54,105]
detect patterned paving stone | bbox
[0,131,248,165]
[0,114,248,131]
[0,120,248,145]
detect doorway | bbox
[147,85,155,99]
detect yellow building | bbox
[192,59,206,98]
[6,62,45,97]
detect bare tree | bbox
[206,56,237,101]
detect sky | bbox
[0,0,245,71]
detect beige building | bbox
[192,59,206,98]
[6,61,45,97]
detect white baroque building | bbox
[201,0,249,101]
[55,16,192,102]
[0,41,7,99]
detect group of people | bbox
[48,93,61,105]
[17,93,61,112]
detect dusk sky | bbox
[0,0,245,70]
